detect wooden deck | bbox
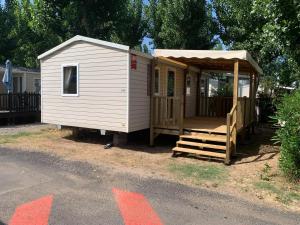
[184,117,227,134]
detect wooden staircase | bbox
[172,131,231,162]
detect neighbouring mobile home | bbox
[38,35,262,164]
[0,66,40,94]
[0,66,41,124]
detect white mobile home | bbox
[39,35,262,164]
[38,35,153,133]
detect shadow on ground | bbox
[63,128,176,154]
[61,123,279,162]
[233,124,280,164]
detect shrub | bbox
[273,90,300,181]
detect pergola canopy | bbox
[154,49,263,75]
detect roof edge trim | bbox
[130,50,153,59]
[38,35,130,60]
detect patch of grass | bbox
[0,131,39,144]
[169,163,227,185]
[254,181,300,204]
[255,181,279,193]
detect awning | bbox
[154,49,263,74]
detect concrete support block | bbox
[72,127,80,137]
[113,132,128,146]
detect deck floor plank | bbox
[184,117,227,134]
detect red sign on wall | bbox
[131,54,137,70]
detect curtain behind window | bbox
[63,66,77,94]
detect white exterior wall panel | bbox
[128,55,151,132]
[41,41,129,132]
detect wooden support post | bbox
[149,59,157,146]
[232,60,239,155]
[249,71,255,133]
[196,71,201,116]
[179,95,184,135]
[241,96,247,143]
[206,78,209,116]
[183,69,188,118]
[252,72,257,134]
[249,72,254,123]
[225,113,231,165]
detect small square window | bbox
[62,65,78,95]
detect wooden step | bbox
[173,147,226,159]
[177,141,226,151]
[187,128,227,134]
[180,133,228,143]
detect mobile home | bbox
[38,35,262,163]
[0,66,40,94]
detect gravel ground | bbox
[0,147,299,225]
[0,123,56,135]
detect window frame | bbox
[186,74,191,96]
[61,63,79,97]
[166,67,176,97]
[154,67,160,96]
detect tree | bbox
[252,0,300,65]
[4,0,63,68]
[45,0,127,40]
[111,0,146,48]
[212,0,300,90]
[0,0,17,64]
[0,0,147,68]
[146,0,217,49]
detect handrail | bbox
[229,104,237,116]
[225,104,237,164]
[230,121,236,134]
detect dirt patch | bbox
[1,124,299,212]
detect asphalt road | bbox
[0,147,299,225]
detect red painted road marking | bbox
[9,195,53,225]
[113,188,163,225]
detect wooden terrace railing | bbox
[198,96,233,117]
[0,93,40,113]
[225,97,252,164]
[152,96,184,132]
[226,104,237,164]
[237,96,252,131]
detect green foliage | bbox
[260,163,272,181]
[273,90,300,181]
[146,0,217,49]
[0,0,17,63]
[0,0,146,68]
[213,0,300,92]
[45,0,127,39]
[111,0,146,48]
[252,0,300,65]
